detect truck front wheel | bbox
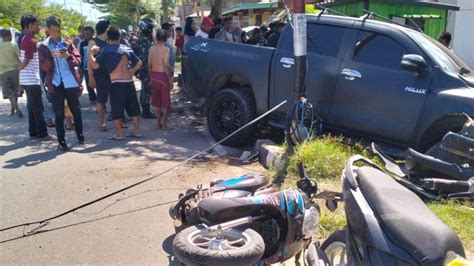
[207,88,257,147]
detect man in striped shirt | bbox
[19,15,55,141]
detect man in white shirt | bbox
[195,17,214,39]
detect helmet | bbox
[138,18,155,36]
[120,29,127,36]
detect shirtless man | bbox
[148,30,174,129]
[90,26,142,140]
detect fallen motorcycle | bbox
[170,165,336,265]
[321,155,466,266]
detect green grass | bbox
[273,136,474,257]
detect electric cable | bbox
[0,100,288,235]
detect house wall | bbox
[369,0,446,38]
[441,0,474,67]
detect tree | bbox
[0,0,87,38]
[87,0,160,29]
[209,0,224,19]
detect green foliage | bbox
[89,0,160,29]
[287,136,378,181]
[0,0,88,39]
[428,201,474,251]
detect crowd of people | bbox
[0,15,180,151]
[182,16,286,48]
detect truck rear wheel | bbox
[207,88,256,147]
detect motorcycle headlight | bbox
[302,206,320,238]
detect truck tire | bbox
[321,230,348,266]
[172,225,265,265]
[207,88,256,147]
[417,115,468,152]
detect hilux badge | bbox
[405,86,426,95]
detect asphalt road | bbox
[0,86,264,264]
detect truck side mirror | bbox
[401,54,427,74]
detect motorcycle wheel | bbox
[321,230,348,266]
[173,225,265,265]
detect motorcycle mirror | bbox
[326,199,338,212]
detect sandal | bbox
[66,125,75,131]
[107,135,124,141]
[99,126,108,132]
[126,133,143,139]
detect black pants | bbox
[83,70,97,102]
[23,85,48,138]
[50,84,84,143]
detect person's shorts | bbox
[110,81,140,120]
[1,70,20,99]
[150,72,171,108]
[94,75,110,104]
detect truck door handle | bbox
[280,57,295,68]
[341,68,362,80]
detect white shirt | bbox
[195,29,208,39]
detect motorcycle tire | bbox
[173,225,265,265]
[321,230,348,266]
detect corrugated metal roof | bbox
[223,2,281,15]
[321,0,459,11]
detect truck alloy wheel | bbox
[207,88,257,147]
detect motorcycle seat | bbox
[356,166,465,265]
[213,173,269,193]
[405,148,473,181]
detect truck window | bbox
[353,31,407,69]
[307,24,345,57]
[279,24,344,57]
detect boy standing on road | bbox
[39,17,84,151]
[149,30,173,130]
[19,15,55,141]
[88,20,111,131]
[0,29,23,117]
[90,26,142,140]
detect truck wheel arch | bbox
[416,113,470,152]
[205,74,255,113]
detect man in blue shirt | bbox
[90,26,142,140]
[39,17,84,151]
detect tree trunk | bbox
[135,0,141,24]
[162,0,169,22]
[209,0,223,19]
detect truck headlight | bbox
[302,206,320,238]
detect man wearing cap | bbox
[196,17,214,39]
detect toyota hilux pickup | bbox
[182,14,474,149]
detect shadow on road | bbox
[162,234,181,266]
[3,148,62,169]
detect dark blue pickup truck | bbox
[182,14,474,150]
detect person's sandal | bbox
[107,135,124,141]
[99,126,108,132]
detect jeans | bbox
[23,85,48,137]
[50,84,84,143]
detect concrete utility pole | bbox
[292,0,307,102]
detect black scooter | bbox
[170,165,335,265]
[321,155,466,266]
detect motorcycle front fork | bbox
[203,215,265,231]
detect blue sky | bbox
[46,0,105,22]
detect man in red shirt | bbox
[19,15,55,141]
